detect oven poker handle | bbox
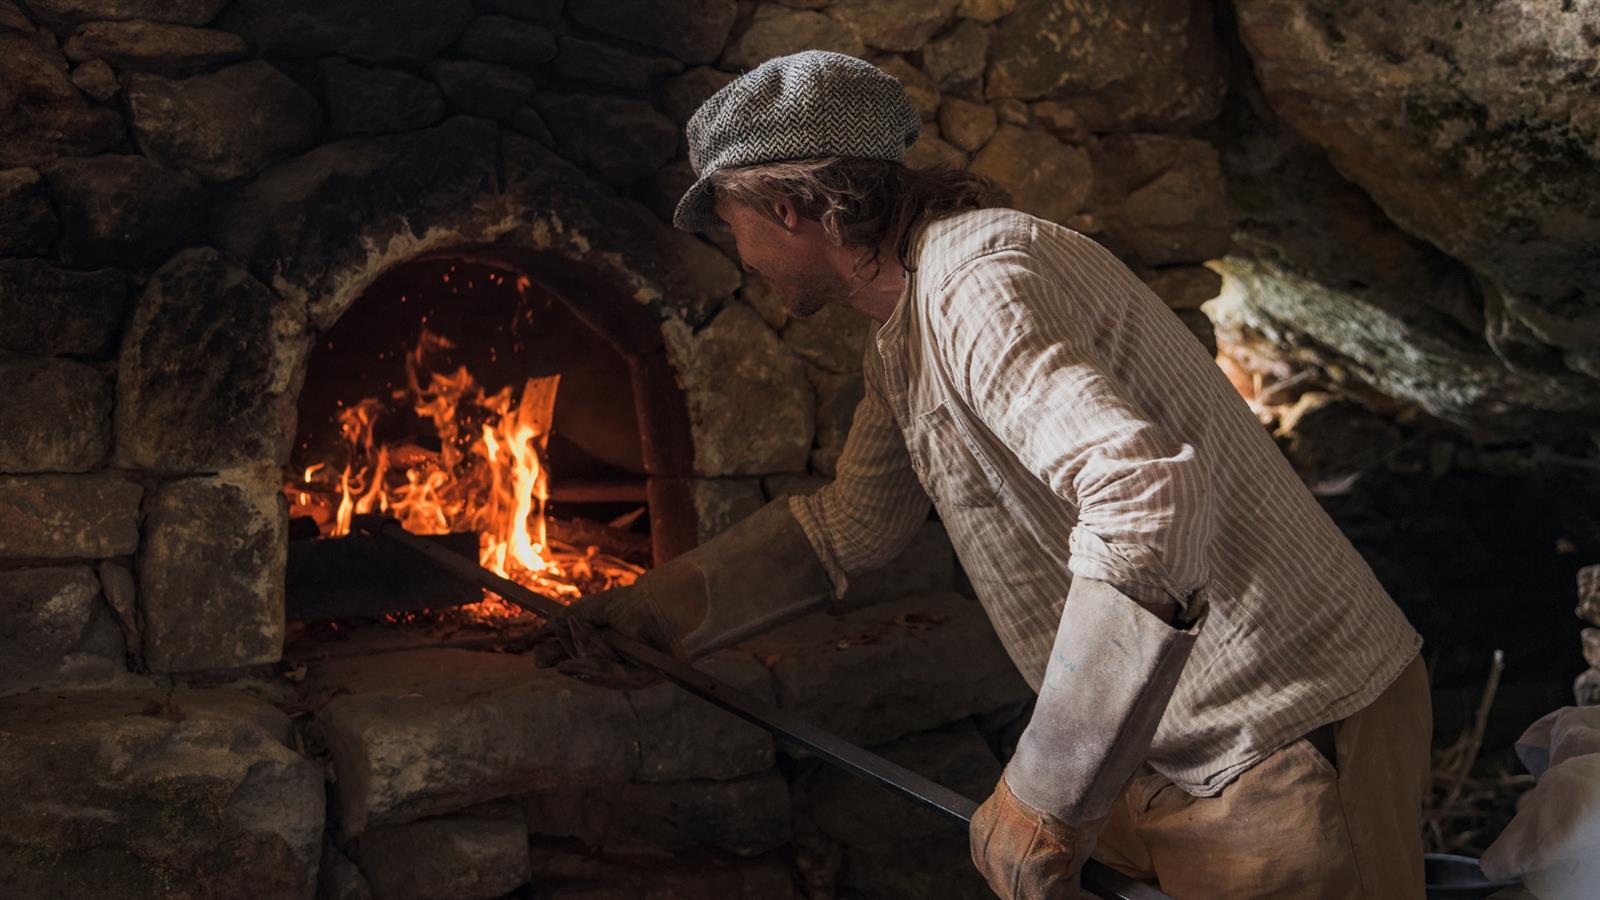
[359,516,1169,900]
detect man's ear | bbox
[769,198,801,232]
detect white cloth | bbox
[791,208,1420,796]
[1481,707,1600,898]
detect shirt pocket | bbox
[906,400,1005,508]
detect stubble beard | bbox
[778,268,852,320]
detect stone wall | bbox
[0,0,1230,685]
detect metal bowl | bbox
[1425,853,1522,900]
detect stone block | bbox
[840,521,956,610]
[1139,265,1222,310]
[138,469,286,673]
[828,0,961,53]
[958,0,1015,23]
[0,473,141,558]
[806,368,864,477]
[528,843,802,900]
[0,688,323,899]
[0,167,56,255]
[98,559,141,658]
[630,650,776,781]
[225,0,473,60]
[0,358,110,473]
[481,0,563,27]
[128,61,323,183]
[320,843,373,900]
[0,259,129,358]
[430,60,537,120]
[1091,133,1231,266]
[321,58,446,136]
[556,37,682,92]
[782,302,872,375]
[658,66,735,126]
[970,126,1091,224]
[536,92,678,186]
[569,0,737,66]
[458,15,557,69]
[939,97,998,153]
[217,117,501,323]
[525,775,790,857]
[115,247,309,471]
[62,20,247,71]
[1578,668,1600,707]
[922,18,989,92]
[723,6,862,69]
[1582,628,1600,669]
[41,154,203,269]
[662,304,815,476]
[1578,565,1600,626]
[21,0,226,27]
[313,650,639,836]
[0,565,125,694]
[688,478,767,545]
[905,127,967,170]
[69,58,119,100]
[874,54,941,120]
[0,32,124,167]
[743,592,1031,747]
[356,810,532,900]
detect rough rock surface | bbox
[970,125,1091,223]
[556,37,683,91]
[0,32,125,166]
[782,303,872,374]
[320,59,446,136]
[688,477,767,544]
[527,843,801,899]
[0,167,57,255]
[0,358,110,472]
[0,259,129,358]
[1235,0,1600,400]
[569,0,737,66]
[525,775,790,856]
[313,650,638,836]
[723,5,863,69]
[535,93,678,185]
[0,473,141,558]
[629,649,776,781]
[224,0,473,60]
[0,565,124,694]
[0,689,323,899]
[922,18,989,91]
[21,0,226,27]
[128,62,323,183]
[939,97,998,152]
[430,60,537,120]
[806,368,863,477]
[115,247,308,470]
[457,15,557,69]
[217,117,500,323]
[875,54,941,119]
[829,0,962,53]
[69,58,119,100]
[743,592,1031,746]
[356,810,532,900]
[1581,566,1600,627]
[1140,265,1222,311]
[62,20,247,71]
[986,0,1225,131]
[40,154,203,269]
[663,304,815,476]
[1091,133,1230,266]
[138,469,286,672]
[658,66,736,126]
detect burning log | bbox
[286,531,483,621]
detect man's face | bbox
[714,195,851,319]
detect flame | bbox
[289,329,642,619]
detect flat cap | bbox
[673,51,922,232]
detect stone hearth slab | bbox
[743,592,1033,747]
[524,774,791,857]
[313,649,638,837]
[354,802,532,900]
[0,688,324,899]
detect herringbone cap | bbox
[673,51,922,232]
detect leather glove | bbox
[533,499,833,689]
[970,772,1108,900]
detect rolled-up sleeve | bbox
[789,357,932,603]
[939,250,1215,608]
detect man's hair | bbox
[709,158,1006,275]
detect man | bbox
[537,51,1428,899]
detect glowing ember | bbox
[289,329,643,620]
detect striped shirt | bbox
[790,208,1421,796]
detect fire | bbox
[290,329,643,619]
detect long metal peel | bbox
[363,518,1170,900]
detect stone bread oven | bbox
[0,1,1235,897]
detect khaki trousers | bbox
[1094,655,1432,899]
